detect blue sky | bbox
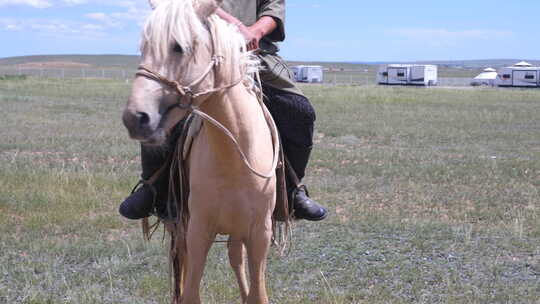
[0,0,538,61]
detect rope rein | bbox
[135,52,279,179]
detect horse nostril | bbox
[136,111,150,126]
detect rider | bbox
[119,0,328,222]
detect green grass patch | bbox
[1,78,539,303]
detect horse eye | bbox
[173,43,183,53]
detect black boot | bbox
[119,121,187,220]
[285,145,328,221]
[291,185,328,221]
[118,145,169,220]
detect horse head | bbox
[123,0,247,146]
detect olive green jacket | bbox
[221,0,285,43]
[220,0,303,96]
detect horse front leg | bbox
[228,238,248,303]
[181,221,215,304]
[245,220,273,304]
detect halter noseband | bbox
[135,54,225,109]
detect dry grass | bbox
[1,78,539,303]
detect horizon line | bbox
[1,53,539,64]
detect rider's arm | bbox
[215,7,277,50]
[257,0,285,42]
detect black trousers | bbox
[262,85,316,181]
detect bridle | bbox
[133,53,280,179]
[135,54,235,109]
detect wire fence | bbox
[0,66,475,87]
[0,66,137,80]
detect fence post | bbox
[102,69,105,78]
[61,69,65,78]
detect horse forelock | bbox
[141,0,209,60]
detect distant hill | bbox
[3,54,538,69]
[352,59,540,69]
[0,54,374,70]
[1,54,539,78]
[0,54,140,69]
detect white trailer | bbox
[497,62,540,87]
[377,64,438,86]
[291,65,323,83]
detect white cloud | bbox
[0,0,150,42]
[31,21,69,32]
[1,20,24,31]
[111,8,144,22]
[0,0,148,8]
[0,17,108,37]
[115,0,137,7]
[5,24,21,30]
[0,18,22,30]
[86,12,108,21]
[0,0,51,8]
[82,23,104,30]
[62,0,87,5]
[83,0,152,27]
[61,0,138,7]
[85,12,130,29]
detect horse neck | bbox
[198,83,271,168]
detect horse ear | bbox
[194,0,222,18]
[148,0,165,9]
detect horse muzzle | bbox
[122,108,166,146]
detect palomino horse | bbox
[122,0,286,303]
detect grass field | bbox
[1,77,539,303]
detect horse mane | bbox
[207,15,260,87]
[140,0,258,87]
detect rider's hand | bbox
[237,23,261,51]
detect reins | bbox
[190,93,280,179]
[135,52,280,179]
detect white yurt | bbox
[513,61,533,67]
[471,67,498,86]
